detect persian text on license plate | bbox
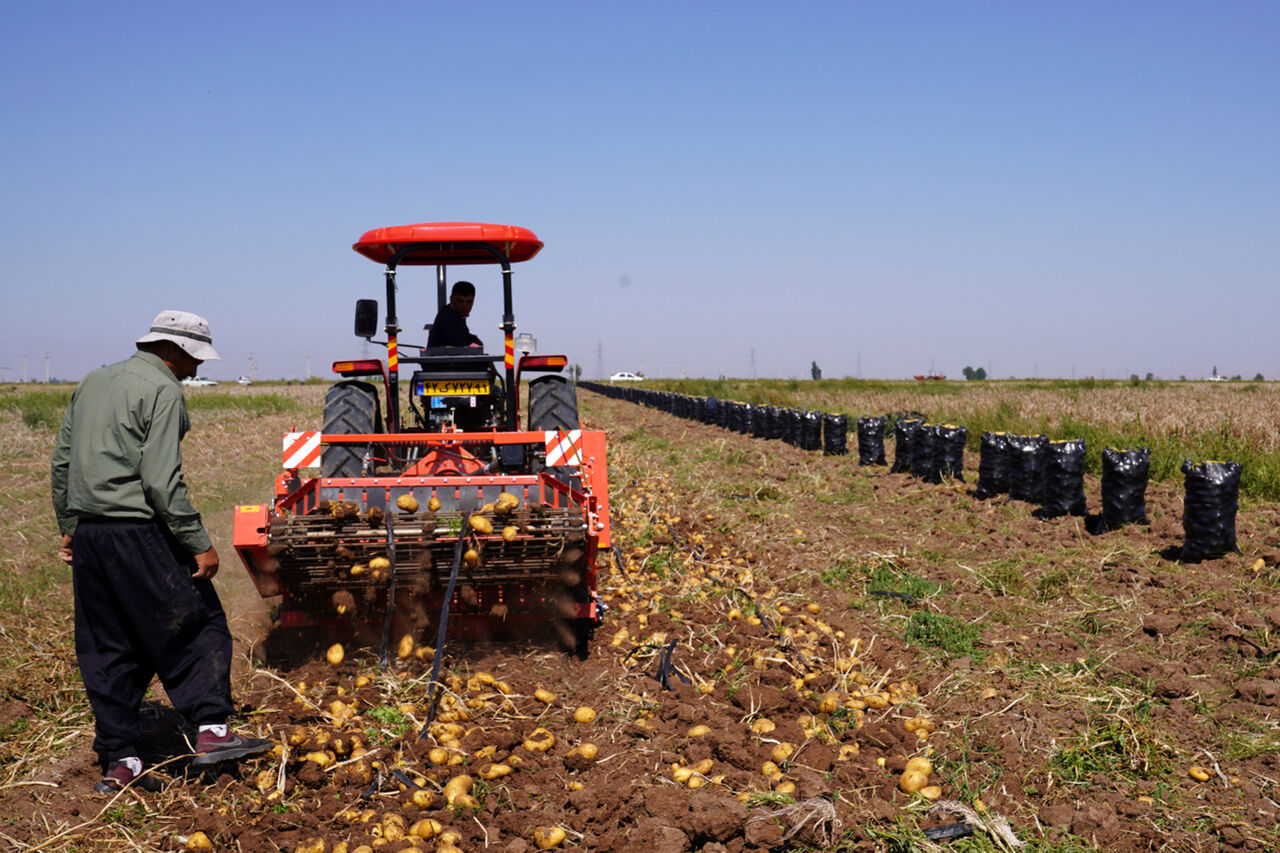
[418,380,490,396]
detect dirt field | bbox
[2,383,1279,852]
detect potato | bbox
[469,515,494,534]
[295,839,326,853]
[502,525,518,542]
[397,634,414,659]
[534,826,567,849]
[349,564,366,576]
[479,763,513,780]
[369,556,390,571]
[326,643,345,665]
[770,742,794,764]
[573,706,597,724]
[751,718,776,735]
[442,774,474,805]
[495,491,520,513]
[534,687,556,704]
[687,724,711,738]
[411,788,434,808]
[410,818,442,838]
[899,769,929,793]
[427,496,441,512]
[571,743,599,760]
[463,548,480,567]
[396,494,419,512]
[1189,766,1211,782]
[185,831,214,850]
[904,756,933,776]
[524,728,556,752]
[920,785,943,800]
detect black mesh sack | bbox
[1007,434,1049,504]
[705,397,720,426]
[911,424,937,480]
[781,409,801,447]
[752,405,770,439]
[823,413,848,456]
[857,416,887,466]
[892,419,923,473]
[741,404,756,436]
[801,412,823,451]
[934,424,968,482]
[765,406,784,440]
[1035,438,1087,519]
[1100,446,1149,529]
[974,432,1011,499]
[1181,460,1242,562]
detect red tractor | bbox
[234,223,609,660]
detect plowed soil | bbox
[4,388,1280,852]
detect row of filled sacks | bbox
[967,432,1240,562]
[578,382,849,454]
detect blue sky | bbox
[2,1,1277,382]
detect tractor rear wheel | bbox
[322,381,382,478]
[527,375,579,430]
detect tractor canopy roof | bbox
[353,222,543,266]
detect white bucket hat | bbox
[137,310,221,361]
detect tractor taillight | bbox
[519,355,568,372]
[333,359,384,376]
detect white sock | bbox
[199,724,228,738]
[119,756,143,776]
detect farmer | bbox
[51,310,272,794]
[426,280,484,348]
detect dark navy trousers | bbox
[72,519,234,762]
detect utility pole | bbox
[749,349,756,380]
[248,353,257,381]
[594,342,604,379]
[44,352,50,383]
[857,352,861,379]
[22,353,28,383]
[306,355,312,381]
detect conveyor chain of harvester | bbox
[264,506,585,589]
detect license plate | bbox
[418,380,490,396]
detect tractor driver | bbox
[426,280,483,349]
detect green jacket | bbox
[51,350,213,554]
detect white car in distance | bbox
[181,376,218,387]
[609,372,645,382]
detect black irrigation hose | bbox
[420,519,470,737]
[868,590,920,604]
[923,823,974,841]
[653,637,692,690]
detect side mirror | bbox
[354,299,379,338]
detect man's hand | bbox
[58,534,73,564]
[193,546,220,580]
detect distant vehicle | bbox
[182,376,218,387]
[237,376,253,386]
[1205,375,1227,382]
[609,371,644,382]
[913,374,946,381]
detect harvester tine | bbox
[378,512,399,669]
[420,516,470,737]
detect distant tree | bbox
[1231,374,1242,381]
[810,361,822,380]
[1145,372,1154,381]
[1254,373,1265,382]
[570,363,582,380]
[1212,365,1219,377]
[974,366,986,380]
[962,366,975,380]
[1180,375,1187,381]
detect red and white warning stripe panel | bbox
[544,429,583,467]
[283,431,322,469]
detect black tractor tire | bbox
[322,381,382,479]
[527,375,580,431]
